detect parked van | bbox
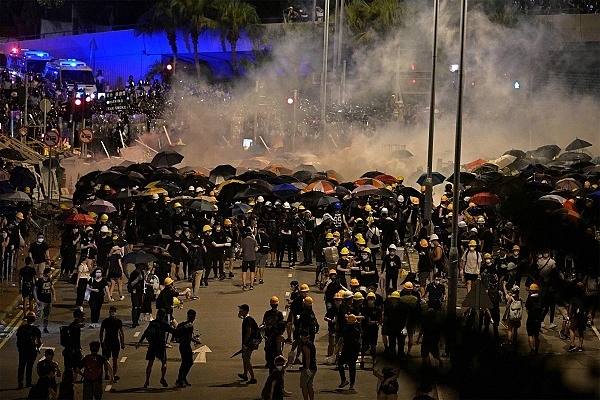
[43,59,97,97]
[7,48,53,79]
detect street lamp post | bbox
[447,0,469,356]
[292,89,298,155]
[321,0,330,137]
[424,0,440,232]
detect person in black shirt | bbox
[100,306,124,382]
[336,314,361,391]
[360,292,382,369]
[166,225,188,281]
[136,308,177,388]
[29,232,50,278]
[63,310,85,372]
[60,227,80,277]
[17,311,42,389]
[34,268,56,333]
[238,304,258,385]
[299,329,317,400]
[381,244,401,293]
[262,296,284,370]
[36,348,61,393]
[87,268,110,328]
[175,309,202,387]
[27,362,57,400]
[95,226,113,272]
[20,257,37,314]
[128,263,146,327]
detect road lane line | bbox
[285,292,290,297]
[134,331,140,337]
[592,325,600,341]
[288,273,293,278]
[105,384,112,392]
[120,356,127,362]
[0,309,24,350]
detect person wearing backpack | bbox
[461,240,482,294]
[62,310,85,372]
[504,286,522,346]
[135,308,177,388]
[77,341,112,399]
[17,311,42,389]
[525,283,544,354]
[262,296,284,371]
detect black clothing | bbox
[100,317,122,347]
[29,241,49,264]
[17,323,41,386]
[35,278,53,304]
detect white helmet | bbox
[188,186,195,191]
[458,221,467,228]
[464,196,471,202]
[470,227,478,233]
[381,207,388,214]
[257,196,264,203]
[265,201,272,206]
[397,195,404,203]
[477,217,485,224]
[283,202,291,209]
[429,234,439,241]
[196,187,204,193]
[100,226,109,233]
[322,213,332,221]
[152,194,159,200]
[388,244,397,250]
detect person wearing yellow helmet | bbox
[298,296,318,343]
[335,247,352,288]
[359,290,382,369]
[288,283,311,342]
[262,295,285,372]
[461,239,482,293]
[321,232,340,288]
[524,281,543,354]
[336,312,361,390]
[166,225,189,282]
[416,238,433,296]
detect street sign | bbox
[79,128,94,144]
[40,99,52,114]
[43,130,60,147]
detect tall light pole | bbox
[321,0,331,137]
[424,0,440,231]
[447,0,469,355]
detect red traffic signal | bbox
[74,98,82,106]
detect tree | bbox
[135,0,180,69]
[346,0,406,45]
[171,0,217,80]
[214,0,260,76]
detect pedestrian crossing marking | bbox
[288,274,293,278]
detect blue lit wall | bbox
[3,29,254,88]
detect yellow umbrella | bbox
[142,187,168,196]
[196,194,218,203]
[145,180,161,189]
[217,179,245,192]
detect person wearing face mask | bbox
[537,251,559,329]
[359,248,378,289]
[360,292,382,369]
[166,225,188,281]
[381,244,402,293]
[87,268,110,328]
[335,247,352,289]
[507,245,525,286]
[60,226,81,277]
[494,247,509,281]
[460,240,481,293]
[29,233,50,278]
[79,227,97,269]
[95,226,112,274]
[33,267,56,333]
[424,273,446,311]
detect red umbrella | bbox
[374,174,398,185]
[305,180,336,195]
[353,178,385,188]
[64,213,97,226]
[471,192,500,206]
[467,158,487,171]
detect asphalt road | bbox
[0,260,598,400]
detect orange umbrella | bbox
[325,169,344,184]
[263,164,293,176]
[562,199,578,213]
[467,158,487,171]
[471,192,500,206]
[374,174,398,184]
[305,180,336,195]
[353,178,385,188]
[64,213,96,226]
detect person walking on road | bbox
[19,257,37,315]
[77,341,113,400]
[336,314,361,391]
[175,309,202,387]
[567,282,589,352]
[87,268,110,328]
[128,263,145,327]
[240,227,258,290]
[99,306,124,382]
[525,283,543,355]
[29,232,50,278]
[33,267,56,333]
[238,303,259,385]
[299,329,317,400]
[262,296,284,371]
[136,308,177,388]
[17,311,42,389]
[188,236,205,299]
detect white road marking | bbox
[288,273,293,278]
[0,310,24,350]
[105,384,112,392]
[134,332,140,337]
[592,325,600,341]
[285,292,290,297]
[120,356,127,362]
[282,311,287,318]
[193,345,212,363]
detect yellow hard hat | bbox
[16,212,24,220]
[328,269,337,275]
[333,231,340,237]
[270,296,279,305]
[88,212,97,219]
[366,292,376,299]
[354,217,363,223]
[298,204,305,210]
[483,253,492,259]
[24,187,31,194]
[103,185,111,190]
[468,240,477,246]
[529,283,539,291]
[404,281,414,290]
[584,181,590,188]
[356,237,366,245]
[173,202,182,208]
[303,296,314,306]
[364,204,372,212]
[362,247,371,254]
[412,197,420,205]
[347,314,358,324]
[333,292,344,299]
[354,233,364,239]
[397,175,404,181]
[420,239,428,247]
[340,247,349,255]
[325,232,334,239]
[224,218,232,226]
[512,245,520,251]
[172,297,180,307]
[469,202,476,208]
[366,216,375,223]
[353,292,364,300]
[300,283,310,292]
[164,277,174,286]
[85,226,94,232]
[100,214,109,222]
[447,203,453,211]
[441,195,448,202]
[203,225,212,232]
[350,278,360,286]
[447,212,453,217]
[164,196,171,202]
[390,291,401,298]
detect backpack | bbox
[59,326,72,347]
[528,295,544,322]
[508,299,523,321]
[370,228,380,245]
[487,284,501,305]
[585,276,599,297]
[16,325,36,350]
[144,321,163,345]
[82,354,103,382]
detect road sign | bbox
[40,99,52,114]
[79,128,94,144]
[43,130,60,147]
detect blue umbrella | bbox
[588,190,600,201]
[416,172,446,186]
[272,183,299,200]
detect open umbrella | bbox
[555,178,582,191]
[237,157,270,170]
[210,165,237,184]
[151,150,184,167]
[470,192,500,206]
[472,163,499,175]
[398,186,423,199]
[229,203,253,216]
[292,170,313,182]
[0,148,25,161]
[565,138,592,152]
[503,149,526,159]
[233,186,271,200]
[122,250,158,264]
[246,179,274,192]
[588,190,600,201]
[189,199,216,212]
[294,164,318,173]
[352,184,381,197]
[63,213,96,226]
[305,180,336,195]
[145,233,172,246]
[557,152,592,163]
[263,164,293,176]
[291,182,307,190]
[142,187,168,197]
[374,174,398,185]
[9,166,37,190]
[532,144,561,159]
[467,158,487,171]
[354,178,385,188]
[316,195,340,207]
[361,170,385,178]
[0,191,31,202]
[536,194,567,210]
[416,172,446,186]
[272,183,300,194]
[84,199,117,214]
[490,154,517,169]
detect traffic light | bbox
[163,62,174,83]
[83,96,93,119]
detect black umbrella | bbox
[245,179,274,192]
[398,186,424,199]
[557,152,592,163]
[361,170,385,178]
[0,191,31,202]
[151,150,184,167]
[298,191,326,208]
[503,149,526,159]
[210,164,237,182]
[217,182,246,202]
[229,203,253,216]
[519,163,549,178]
[95,171,124,185]
[292,170,313,182]
[109,165,128,173]
[565,138,592,152]
[235,170,275,182]
[145,233,172,246]
[9,166,37,190]
[122,250,158,264]
[0,148,25,161]
[294,164,318,173]
[126,163,155,175]
[416,172,446,186]
[189,199,215,212]
[532,144,561,159]
[446,172,480,186]
[316,195,340,207]
[233,186,271,200]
